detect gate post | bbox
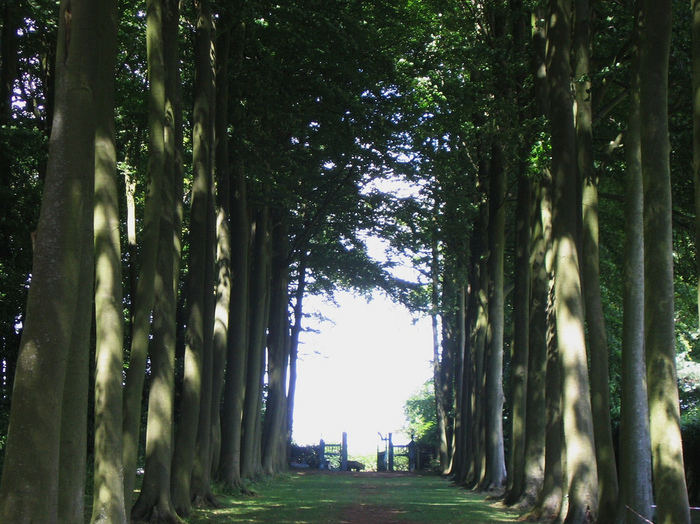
[341,432,348,471]
[408,437,417,471]
[319,438,326,469]
[388,432,394,471]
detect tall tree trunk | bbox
[122,0,167,508]
[193,53,218,497]
[504,0,531,502]
[217,165,249,486]
[130,0,179,518]
[0,0,97,519]
[58,176,94,524]
[131,219,179,524]
[130,133,179,522]
[286,252,307,456]
[241,208,271,480]
[482,142,507,489]
[519,177,548,511]
[616,3,653,521]
[262,216,290,475]
[505,172,531,505]
[211,20,232,480]
[547,0,599,520]
[440,284,455,473]
[170,0,214,514]
[530,167,565,521]
[217,21,250,490]
[574,1,618,519]
[192,171,217,505]
[531,56,561,521]
[91,0,126,520]
[518,10,549,510]
[457,270,476,486]
[467,187,489,490]
[689,0,700,497]
[449,279,467,481]
[431,242,449,474]
[640,0,691,522]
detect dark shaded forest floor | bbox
[186,471,521,523]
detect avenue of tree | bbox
[0,0,698,523]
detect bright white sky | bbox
[291,290,434,456]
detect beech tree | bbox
[616,3,653,522]
[91,0,126,521]
[0,0,103,520]
[641,0,691,521]
[547,0,599,519]
[121,0,167,509]
[574,0,618,519]
[171,0,214,514]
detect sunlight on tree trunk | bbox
[122,0,166,510]
[641,0,691,521]
[91,0,126,521]
[616,4,653,522]
[0,0,96,520]
[574,0,618,519]
[547,0,599,520]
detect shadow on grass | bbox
[186,471,522,523]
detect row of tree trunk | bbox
[0,1,303,522]
[430,1,691,523]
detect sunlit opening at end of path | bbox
[291,290,433,456]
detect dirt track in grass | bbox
[188,471,521,523]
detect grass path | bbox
[187,471,522,523]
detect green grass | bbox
[187,472,521,523]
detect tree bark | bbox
[616,3,653,521]
[91,0,126,520]
[217,21,250,490]
[467,191,489,489]
[449,279,467,481]
[192,169,217,505]
[58,170,94,524]
[518,177,548,511]
[122,0,167,509]
[530,164,566,521]
[440,283,456,473]
[693,0,700,330]
[641,0,691,521]
[170,0,214,514]
[286,252,307,457]
[432,242,450,474]
[210,19,232,481]
[517,9,548,511]
[240,208,271,480]
[217,165,249,486]
[505,172,531,504]
[262,216,290,475]
[574,1,619,519]
[130,153,178,523]
[482,142,507,490]
[548,0,600,520]
[129,0,180,518]
[0,0,97,519]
